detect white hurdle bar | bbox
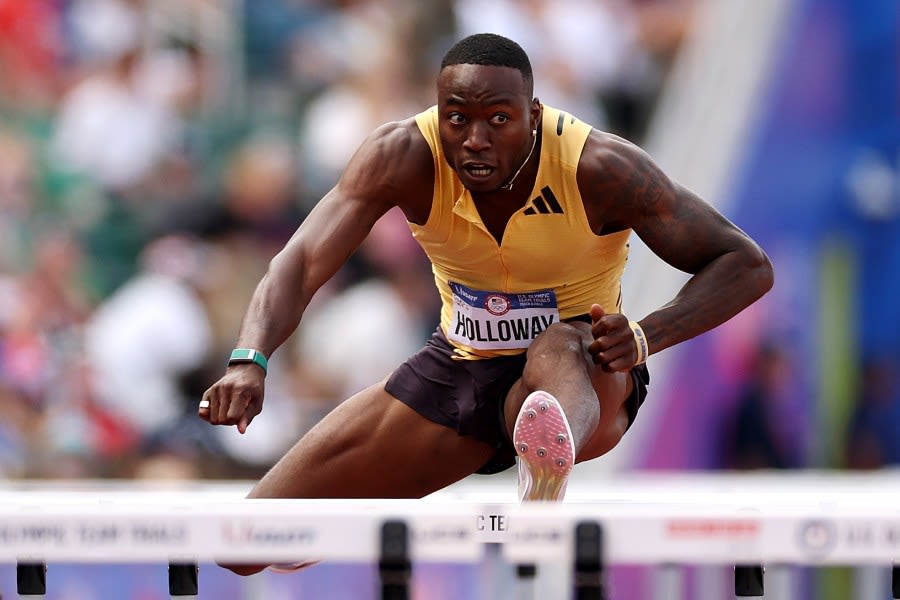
[3,471,900,598]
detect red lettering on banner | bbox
[666,520,760,538]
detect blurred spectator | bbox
[200,131,303,247]
[36,356,137,478]
[242,0,329,86]
[606,0,699,141]
[845,358,900,470]
[404,0,458,86]
[52,0,212,205]
[0,0,65,113]
[50,41,181,193]
[295,0,427,198]
[0,129,40,272]
[0,385,33,476]
[178,131,306,359]
[0,227,91,403]
[83,234,213,444]
[0,226,95,476]
[721,343,804,470]
[66,0,144,66]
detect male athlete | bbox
[199,33,773,574]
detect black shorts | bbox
[384,325,651,475]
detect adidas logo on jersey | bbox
[524,186,564,215]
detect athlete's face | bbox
[437,64,540,193]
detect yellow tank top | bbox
[411,105,630,359]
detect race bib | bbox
[448,282,560,350]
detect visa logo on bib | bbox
[448,282,560,350]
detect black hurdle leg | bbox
[573,521,605,600]
[17,562,46,596]
[379,520,411,600]
[515,563,537,600]
[892,564,900,598]
[168,562,198,596]
[734,564,765,596]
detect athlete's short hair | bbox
[440,33,534,93]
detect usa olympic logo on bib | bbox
[484,295,510,316]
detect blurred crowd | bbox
[0,0,698,481]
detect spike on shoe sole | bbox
[514,391,575,502]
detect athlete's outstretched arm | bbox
[200,119,432,431]
[579,132,774,370]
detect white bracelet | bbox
[628,320,649,365]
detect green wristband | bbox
[228,348,268,374]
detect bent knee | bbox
[531,321,587,354]
[523,322,589,378]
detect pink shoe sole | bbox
[513,391,575,502]
[268,560,321,574]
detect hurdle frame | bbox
[2,471,900,599]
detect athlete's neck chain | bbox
[500,131,538,191]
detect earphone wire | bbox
[500,130,538,191]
